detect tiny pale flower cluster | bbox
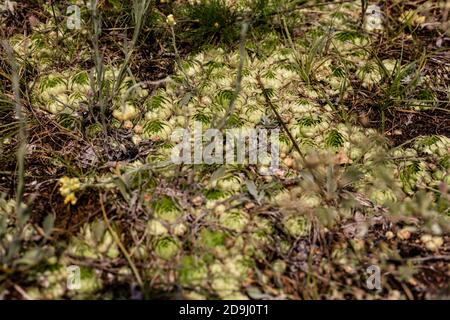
[59,177,81,205]
[166,14,176,27]
[420,234,444,252]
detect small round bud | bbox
[166,14,176,27]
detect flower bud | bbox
[166,14,176,27]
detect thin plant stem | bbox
[99,193,143,287]
[113,0,152,97]
[169,25,194,91]
[214,20,248,130]
[1,40,27,223]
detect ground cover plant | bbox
[0,0,449,299]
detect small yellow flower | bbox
[59,177,81,206]
[166,14,176,27]
[64,193,77,205]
